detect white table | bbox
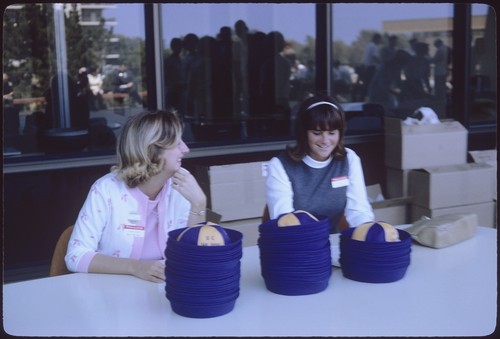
[3,227,497,337]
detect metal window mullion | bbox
[53,3,70,128]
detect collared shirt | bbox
[266,148,374,229]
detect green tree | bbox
[349,29,380,67]
[3,3,113,99]
[65,3,110,73]
[332,40,350,65]
[3,4,53,98]
[65,4,89,73]
[102,34,146,92]
[299,35,316,66]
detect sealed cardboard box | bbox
[195,162,268,222]
[385,167,411,198]
[409,162,495,209]
[469,149,497,200]
[221,218,261,247]
[384,118,468,170]
[411,201,496,228]
[366,184,411,225]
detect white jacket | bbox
[65,172,190,272]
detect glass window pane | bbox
[332,3,454,133]
[3,3,145,158]
[470,4,496,124]
[161,3,316,145]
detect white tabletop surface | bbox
[3,226,497,337]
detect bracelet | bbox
[189,209,206,216]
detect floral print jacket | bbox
[65,172,190,272]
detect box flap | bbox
[366,184,384,202]
[371,197,412,209]
[421,162,494,174]
[469,150,497,167]
[385,117,467,135]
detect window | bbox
[332,3,456,134]
[469,4,496,125]
[3,3,496,162]
[161,3,316,145]
[3,3,145,157]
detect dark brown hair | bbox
[286,94,347,162]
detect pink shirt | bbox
[141,198,163,260]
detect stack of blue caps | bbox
[164,222,243,318]
[258,210,332,295]
[339,221,412,283]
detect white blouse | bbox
[265,147,374,228]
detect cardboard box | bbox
[411,201,496,228]
[385,167,411,198]
[366,184,411,225]
[195,162,268,222]
[469,149,497,200]
[384,118,468,170]
[409,163,495,209]
[221,217,261,247]
[469,149,497,167]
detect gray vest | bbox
[278,152,349,233]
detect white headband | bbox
[306,101,339,111]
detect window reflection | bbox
[3,3,496,159]
[161,3,316,144]
[470,4,496,123]
[332,3,455,134]
[3,3,145,156]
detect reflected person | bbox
[112,63,142,106]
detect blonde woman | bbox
[66,110,206,282]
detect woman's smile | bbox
[307,130,340,161]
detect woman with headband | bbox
[265,94,374,233]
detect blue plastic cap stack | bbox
[165,222,243,318]
[339,221,412,283]
[258,210,332,295]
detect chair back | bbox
[262,205,270,223]
[49,225,74,277]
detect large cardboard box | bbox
[409,162,495,209]
[366,184,411,225]
[411,201,496,228]
[385,167,411,198]
[221,218,261,247]
[384,118,468,170]
[195,162,268,222]
[469,150,497,200]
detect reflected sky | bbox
[105,3,490,44]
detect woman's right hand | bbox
[130,259,165,283]
[171,168,207,211]
[88,254,165,283]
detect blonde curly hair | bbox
[112,110,183,187]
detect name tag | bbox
[127,212,141,225]
[331,176,349,188]
[124,224,145,237]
